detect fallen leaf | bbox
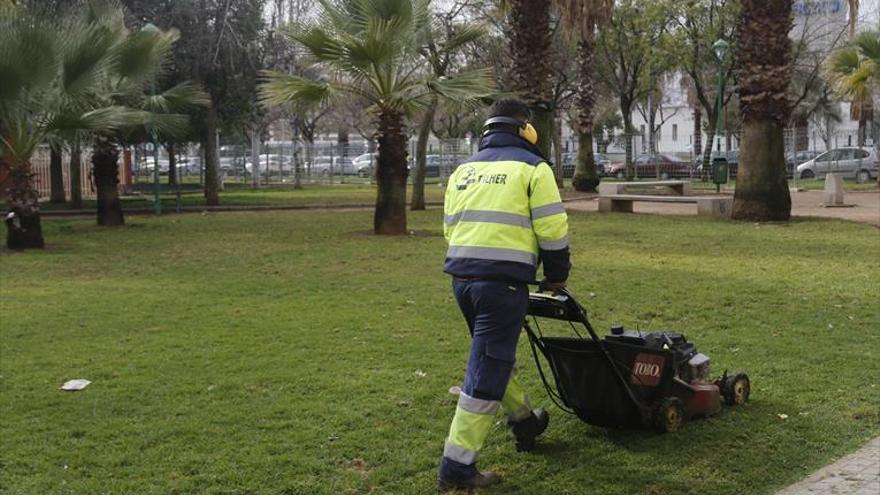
[777,413,789,420]
[414,369,426,378]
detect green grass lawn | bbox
[1,210,878,494]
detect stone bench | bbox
[597,180,690,196]
[597,194,733,219]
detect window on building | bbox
[672,124,678,142]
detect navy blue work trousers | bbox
[452,278,529,401]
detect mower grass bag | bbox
[525,290,750,432]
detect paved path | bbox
[777,437,879,495]
[566,190,880,226]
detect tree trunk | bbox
[49,143,66,204]
[858,117,866,147]
[647,90,657,158]
[203,106,220,205]
[732,120,791,220]
[732,0,793,221]
[622,105,635,181]
[510,0,553,159]
[338,128,349,164]
[702,122,716,181]
[572,37,600,192]
[92,133,125,226]
[167,142,177,186]
[4,165,45,250]
[411,99,436,211]
[374,109,408,235]
[693,107,702,160]
[552,115,564,187]
[69,139,82,209]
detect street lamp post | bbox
[143,23,162,215]
[713,38,730,192]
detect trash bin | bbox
[712,158,728,192]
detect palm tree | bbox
[260,0,492,235]
[553,0,613,192]
[0,2,206,248]
[70,7,209,226]
[827,30,880,129]
[827,30,880,184]
[0,3,133,248]
[508,0,554,160]
[731,0,793,221]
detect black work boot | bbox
[507,408,549,452]
[437,470,501,492]
[437,457,501,492]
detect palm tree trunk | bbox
[411,99,436,211]
[510,0,553,159]
[49,143,66,204]
[732,0,793,221]
[374,109,408,235]
[203,106,220,206]
[92,133,125,226]
[69,139,83,209]
[572,36,600,192]
[4,165,45,250]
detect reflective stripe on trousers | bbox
[442,279,533,465]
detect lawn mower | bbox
[524,288,750,432]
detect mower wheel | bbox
[653,397,685,433]
[721,373,750,406]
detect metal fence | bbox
[24,128,878,200]
[30,146,100,199]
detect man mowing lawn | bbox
[438,99,571,491]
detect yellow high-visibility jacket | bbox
[443,132,571,283]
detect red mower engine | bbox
[603,325,750,431]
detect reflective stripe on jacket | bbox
[443,132,571,283]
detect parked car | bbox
[561,153,609,178]
[796,147,878,182]
[607,153,692,179]
[308,156,358,176]
[782,150,820,178]
[245,154,291,174]
[137,157,170,175]
[424,155,459,177]
[353,153,377,177]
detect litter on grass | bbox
[61,379,91,391]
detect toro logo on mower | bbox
[630,353,665,386]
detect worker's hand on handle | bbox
[538,279,566,294]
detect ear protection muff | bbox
[482,116,539,145]
[519,123,538,145]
